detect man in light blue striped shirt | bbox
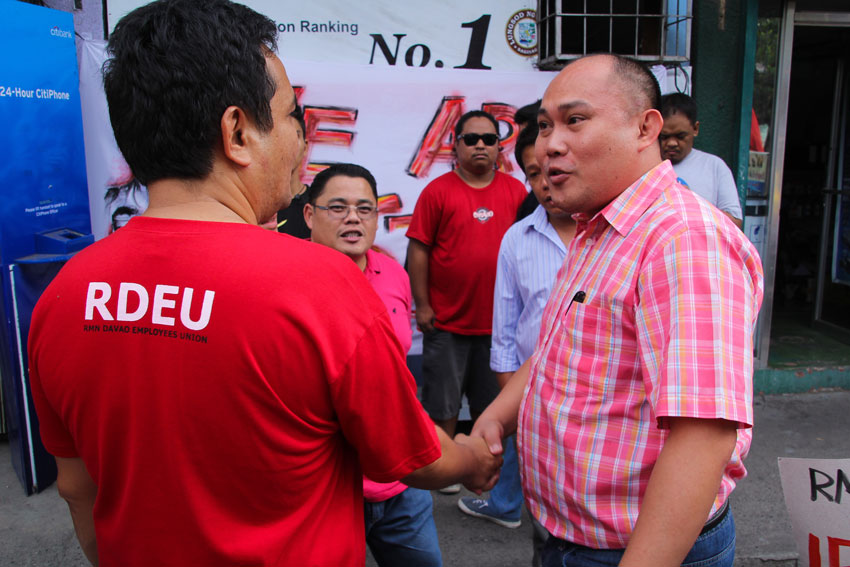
[458,123,576,556]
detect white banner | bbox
[78,39,555,255]
[107,1,541,72]
[79,40,148,240]
[778,457,850,567]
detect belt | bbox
[700,502,729,536]
[548,501,730,549]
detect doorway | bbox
[768,23,850,368]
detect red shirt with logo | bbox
[407,170,527,334]
[29,217,440,566]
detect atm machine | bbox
[0,2,94,494]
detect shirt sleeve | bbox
[712,159,743,219]
[405,183,440,246]
[330,313,440,482]
[635,221,762,429]
[490,229,522,373]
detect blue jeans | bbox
[365,487,443,567]
[487,434,523,520]
[542,505,735,567]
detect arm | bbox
[56,457,98,566]
[619,417,737,567]
[403,425,502,493]
[407,238,435,333]
[490,233,522,387]
[723,211,743,229]
[470,357,531,454]
[495,371,514,390]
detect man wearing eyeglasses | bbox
[306,162,443,566]
[407,110,527,492]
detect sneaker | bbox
[457,497,522,528]
[438,483,462,494]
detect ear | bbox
[303,202,314,230]
[636,108,664,152]
[693,120,700,137]
[220,105,253,167]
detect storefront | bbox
[749,0,850,389]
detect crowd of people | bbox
[28,1,765,566]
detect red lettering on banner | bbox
[377,193,403,214]
[384,214,413,233]
[808,533,850,566]
[811,533,822,567]
[482,102,518,174]
[302,106,358,184]
[407,96,466,178]
[828,536,850,567]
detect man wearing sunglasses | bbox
[407,111,527,493]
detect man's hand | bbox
[454,433,503,494]
[470,417,506,457]
[415,304,436,334]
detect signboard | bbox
[0,0,92,494]
[78,41,557,260]
[107,1,541,72]
[778,458,850,567]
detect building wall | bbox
[691,0,754,180]
[43,0,105,40]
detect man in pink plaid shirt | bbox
[473,54,764,567]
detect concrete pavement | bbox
[1,390,848,566]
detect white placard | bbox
[778,457,850,567]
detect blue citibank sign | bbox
[0,1,93,494]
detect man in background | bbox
[306,163,442,566]
[458,124,575,564]
[407,110,527,492]
[274,104,311,237]
[660,93,743,227]
[28,2,500,565]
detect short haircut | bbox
[514,100,541,128]
[513,123,539,173]
[587,54,661,116]
[454,110,500,139]
[307,163,378,203]
[104,0,278,186]
[660,92,698,126]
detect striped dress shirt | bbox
[490,204,568,373]
[518,161,764,549]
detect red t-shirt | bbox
[406,170,527,334]
[29,217,440,567]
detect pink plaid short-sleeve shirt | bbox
[518,161,764,549]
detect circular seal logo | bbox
[473,207,495,223]
[505,10,537,57]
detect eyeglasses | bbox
[458,133,499,146]
[314,203,378,220]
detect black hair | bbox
[103,0,278,185]
[513,123,539,173]
[660,92,698,126]
[608,54,662,115]
[307,163,378,203]
[513,124,541,222]
[515,191,539,223]
[514,100,541,128]
[454,110,500,139]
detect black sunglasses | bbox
[458,133,499,146]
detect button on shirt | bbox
[518,161,764,549]
[491,205,568,373]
